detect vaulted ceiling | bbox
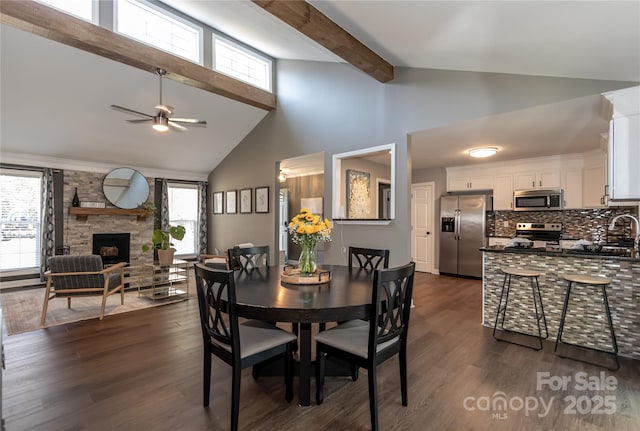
[1,1,638,179]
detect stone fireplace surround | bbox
[63,170,155,266]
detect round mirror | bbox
[103,167,149,209]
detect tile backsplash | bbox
[491,206,639,243]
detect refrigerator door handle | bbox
[455,209,461,240]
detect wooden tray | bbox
[281,266,331,284]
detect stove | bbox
[515,223,563,249]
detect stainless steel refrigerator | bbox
[439,194,490,278]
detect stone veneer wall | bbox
[63,170,155,266]
[483,251,640,360]
[492,207,639,242]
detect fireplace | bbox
[92,233,130,265]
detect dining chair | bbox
[194,264,296,431]
[227,245,269,271]
[348,246,390,271]
[315,262,416,431]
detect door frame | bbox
[411,181,435,273]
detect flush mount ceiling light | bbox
[278,170,287,182]
[468,147,497,158]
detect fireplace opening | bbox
[92,233,130,266]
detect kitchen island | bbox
[481,246,640,360]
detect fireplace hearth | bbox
[92,233,130,265]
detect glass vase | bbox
[298,242,317,277]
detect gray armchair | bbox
[41,255,126,324]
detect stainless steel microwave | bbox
[513,189,563,211]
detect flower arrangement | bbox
[288,208,332,276]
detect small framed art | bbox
[213,191,223,214]
[240,188,252,213]
[226,190,237,214]
[255,186,269,213]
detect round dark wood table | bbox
[233,265,374,406]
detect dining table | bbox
[232,264,375,406]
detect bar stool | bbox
[493,267,548,350]
[555,274,619,371]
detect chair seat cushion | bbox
[315,320,399,358]
[213,320,297,359]
[204,257,227,270]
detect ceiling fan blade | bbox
[168,121,187,132]
[127,119,152,124]
[155,104,174,114]
[170,118,207,126]
[110,104,153,118]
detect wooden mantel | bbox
[69,207,147,222]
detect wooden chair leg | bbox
[231,365,241,431]
[368,366,379,431]
[100,291,108,321]
[40,280,52,325]
[203,351,212,407]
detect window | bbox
[36,0,95,22]
[115,0,202,64]
[167,183,199,257]
[0,169,42,271]
[213,35,272,92]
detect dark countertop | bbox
[481,245,640,262]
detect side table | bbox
[139,258,190,300]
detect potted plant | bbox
[142,224,186,265]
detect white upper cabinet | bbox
[493,175,514,210]
[602,86,640,201]
[447,175,493,191]
[562,168,583,209]
[582,151,607,208]
[514,169,561,190]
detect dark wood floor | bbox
[2,273,639,431]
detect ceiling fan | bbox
[110,68,206,132]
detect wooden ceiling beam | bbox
[0,0,276,111]
[252,0,394,83]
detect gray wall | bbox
[208,60,633,268]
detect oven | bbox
[515,222,563,250]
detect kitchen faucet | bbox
[608,214,640,258]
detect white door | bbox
[411,182,434,273]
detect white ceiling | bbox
[2,1,639,177]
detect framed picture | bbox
[346,169,371,219]
[255,186,269,213]
[240,188,252,213]
[226,190,237,214]
[213,191,223,214]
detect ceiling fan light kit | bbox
[152,114,169,132]
[111,68,206,132]
[468,147,498,158]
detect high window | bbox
[213,35,273,92]
[115,0,203,64]
[0,169,42,271]
[36,0,95,22]
[167,183,199,257]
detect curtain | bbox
[197,181,208,255]
[160,178,169,231]
[40,168,55,280]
